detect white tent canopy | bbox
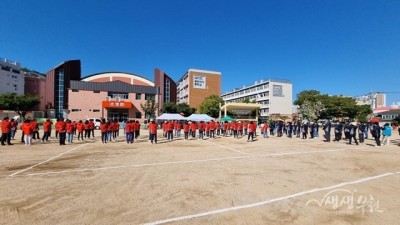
[186,114,214,122]
[156,113,187,120]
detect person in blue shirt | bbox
[381,123,392,146]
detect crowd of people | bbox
[0,117,100,146]
[0,116,398,147]
[145,120,258,144]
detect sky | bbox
[1,0,400,105]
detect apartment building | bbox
[221,79,292,118]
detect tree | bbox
[0,93,40,119]
[297,99,324,121]
[176,103,196,116]
[140,99,158,119]
[294,90,321,106]
[354,105,372,123]
[199,95,224,118]
[163,102,177,113]
[295,89,372,121]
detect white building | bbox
[355,93,386,109]
[0,57,24,95]
[221,79,293,117]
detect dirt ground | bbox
[0,129,399,225]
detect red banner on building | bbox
[102,101,132,109]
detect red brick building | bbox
[67,72,158,122]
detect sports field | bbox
[1,130,399,225]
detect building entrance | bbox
[107,109,129,122]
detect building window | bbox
[93,90,100,93]
[164,79,170,102]
[71,109,81,112]
[145,94,155,100]
[136,93,141,100]
[1,66,11,71]
[135,112,142,118]
[72,89,79,92]
[93,109,100,112]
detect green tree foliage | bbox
[0,93,40,119]
[163,102,177,113]
[294,90,321,106]
[140,99,158,119]
[297,99,324,121]
[162,102,195,116]
[199,95,224,118]
[176,103,196,116]
[295,90,372,120]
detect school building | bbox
[67,72,158,122]
[176,69,221,111]
[0,57,25,95]
[221,79,293,118]
[2,56,222,121]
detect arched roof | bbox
[82,72,154,86]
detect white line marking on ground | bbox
[18,148,348,177]
[207,141,255,156]
[144,172,397,225]
[8,144,89,177]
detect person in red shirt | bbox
[89,119,95,138]
[238,121,244,138]
[84,120,90,139]
[66,120,74,143]
[183,121,190,140]
[205,122,210,138]
[113,120,120,139]
[162,121,168,138]
[167,120,174,141]
[198,121,206,140]
[41,119,53,142]
[76,120,84,141]
[232,121,238,139]
[57,118,67,145]
[190,121,197,139]
[1,117,12,145]
[134,121,140,139]
[223,121,228,137]
[216,121,221,136]
[30,119,40,140]
[125,120,133,144]
[21,119,33,145]
[247,121,257,142]
[261,122,269,138]
[148,119,158,144]
[100,119,108,143]
[209,120,216,139]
